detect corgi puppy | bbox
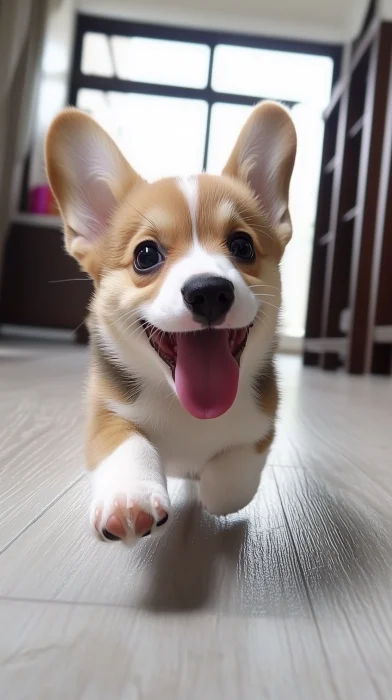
[45,101,296,542]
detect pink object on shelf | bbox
[29,185,52,214]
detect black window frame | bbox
[68,13,342,172]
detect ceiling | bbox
[78,0,369,43]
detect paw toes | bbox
[153,498,168,519]
[91,486,170,541]
[104,514,126,540]
[156,513,168,527]
[133,510,154,536]
[102,528,121,541]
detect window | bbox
[207,103,253,174]
[77,90,208,181]
[108,37,210,88]
[69,15,339,339]
[211,44,333,107]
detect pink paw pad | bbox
[93,493,169,542]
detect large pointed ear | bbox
[45,108,144,279]
[223,101,296,248]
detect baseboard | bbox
[0,324,74,343]
[278,335,304,354]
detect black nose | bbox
[181,275,234,325]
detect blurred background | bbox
[1,0,391,375]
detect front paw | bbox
[91,481,170,542]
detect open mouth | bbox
[143,325,250,372]
[143,323,251,420]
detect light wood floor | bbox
[1,341,392,700]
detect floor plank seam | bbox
[0,593,217,615]
[0,472,85,556]
[272,466,343,700]
[340,606,385,700]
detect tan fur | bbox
[196,174,280,260]
[85,371,143,470]
[45,104,295,320]
[84,172,282,338]
[253,358,279,417]
[255,428,275,454]
[46,108,144,280]
[223,101,296,249]
[88,173,278,304]
[45,102,295,419]
[45,101,297,535]
[90,329,141,405]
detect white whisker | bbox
[107,308,139,329]
[248,284,280,292]
[251,293,277,298]
[117,317,142,340]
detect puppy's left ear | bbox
[223,101,297,248]
[45,108,144,279]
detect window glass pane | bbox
[212,45,333,108]
[207,103,253,174]
[111,37,210,88]
[76,89,208,181]
[289,104,324,243]
[81,33,114,77]
[280,103,325,337]
[77,88,108,115]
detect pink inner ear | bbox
[63,131,123,244]
[248,162,275,219]
[69,176,117,244]
[246,148,287,229]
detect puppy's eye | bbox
[134,241,164,272]
[229,233,255,261]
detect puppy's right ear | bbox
[223,101,296,250]
[45,108,144,279]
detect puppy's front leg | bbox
[200,436,273,516]
[86,405,170,542]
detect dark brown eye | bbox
[229,233,255,261]
[134,241,164,272]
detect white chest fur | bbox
[107,381,272,478]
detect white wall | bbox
[381,0,392,19]
[78,0,368,43]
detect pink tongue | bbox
[174,329,239,419]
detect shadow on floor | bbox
[138,470,392,617]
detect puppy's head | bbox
[46,102,296,419]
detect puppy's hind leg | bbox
[199,438,273,516]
